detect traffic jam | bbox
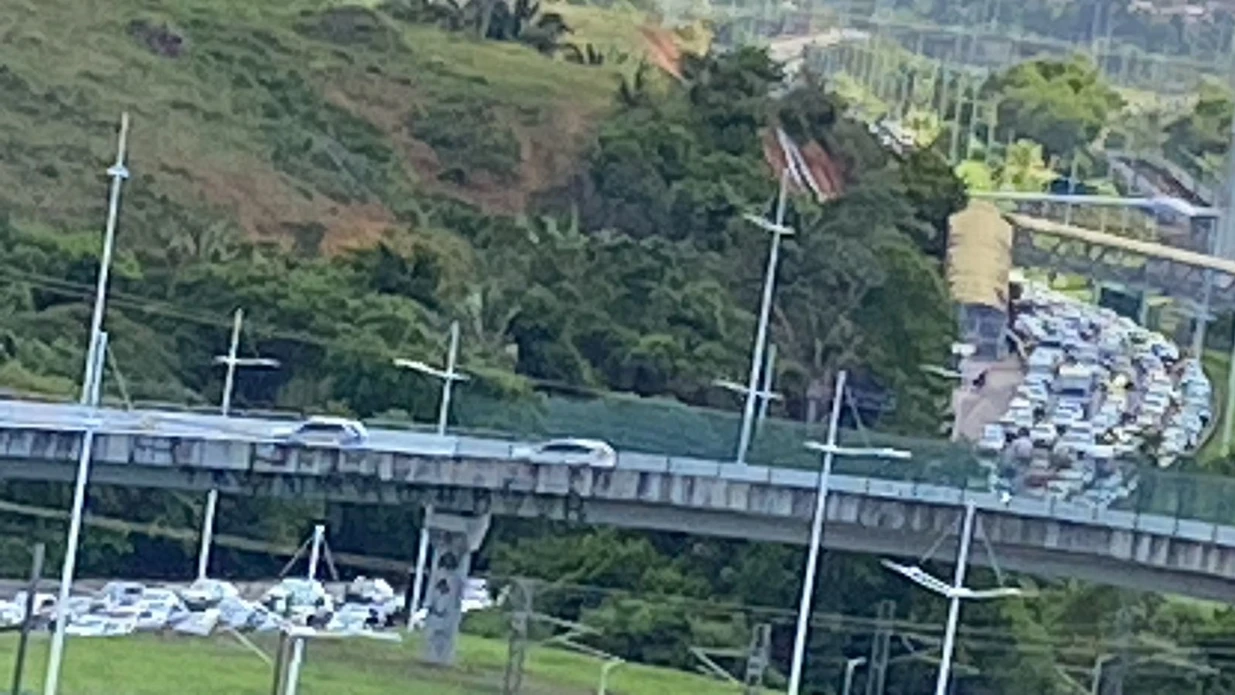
[976,281,1213,507]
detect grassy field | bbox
[0,631,758,695]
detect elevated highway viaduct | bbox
[3,422,1235,661]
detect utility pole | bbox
[283,525,325,695]
[984,99,998,170]
[864,600,895,695]
[200,307,279,580]
[395,320,470,625]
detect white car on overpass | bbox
[512,439,617,468]
[276,416,369,446]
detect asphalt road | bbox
[0,400,512,457]
[953,355,1025,442]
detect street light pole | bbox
[45,113,131,695]
[214,308,281,418]
[736,170,792,466]
[200,308,279,580]
[44,332,108,695]
[438,320,461,436]
[934,502,977,695]
[715,343,783,437]
[787,372,912,695]
[79,113,130,406]
[408,506,432,632]
[198,488,219,581]
[394,320,469,436]
[221,308,243,417]
[757,343,778,425]
[394,321,469,626]
[882,502,1026,695]
[787,369,845,695]
[284,524,325,695]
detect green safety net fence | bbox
[104,388,1235,527]
[443,390,987,485]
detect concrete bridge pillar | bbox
[421,509,491,666]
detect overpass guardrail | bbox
[9,388,1235,531]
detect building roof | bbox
[948,201,1013,309]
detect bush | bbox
[407,94,522,181]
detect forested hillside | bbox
[0,0,959,428]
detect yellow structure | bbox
[947,201,1014,360]
[947,201,1013,310]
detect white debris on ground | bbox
[0,576,495,638]
[978,281,1213,506]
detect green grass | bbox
[0,0,633,247]
[0,631,754,695]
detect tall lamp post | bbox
[44,112,130,695]
[198,307,280,580]
[716,343,782,437]
[786,370,913,695]
[882,503,1027,695]
[394,320,469,627]
[734,176,794,466]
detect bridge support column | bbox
[421,510,491,666]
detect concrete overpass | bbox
[4,409,1235,605]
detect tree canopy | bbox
[983,56,1124,161]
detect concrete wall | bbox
[5,427,1235,601]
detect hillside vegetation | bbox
[0,0,624,250]
[0,0,962,431]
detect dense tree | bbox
[983,56,1124,161]
[1165,83,1233,168]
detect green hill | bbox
[0,0,625,251]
